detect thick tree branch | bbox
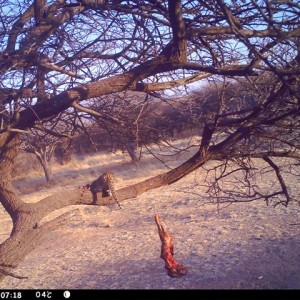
[16,59,259,130]
[6,5,35,52]
[166,0,187,61]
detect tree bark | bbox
[126,142,140,163]
[35,152,53,183]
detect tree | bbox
[182,74,300,205]
[81,91,193,162]
[83,92,157,163]
[0,0,299,281]
[19,112,75,182]
[22,132,57,182]
[21,129,71,182]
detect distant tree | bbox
[19,113,74,181]
[21,128,72,182]
[22,132,56,182]
[85,92,154,163]
[75,91,194,162]
[0,0,299,281]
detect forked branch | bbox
[262,156,291,206]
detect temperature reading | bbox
[35,291,52,299]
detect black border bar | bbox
[0,289,298,300]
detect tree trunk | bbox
[35,151,53,183]
[38,155,53,183]
[126,142,140,164]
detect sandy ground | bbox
[1,143,300,290]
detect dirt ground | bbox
[1,147,300,290]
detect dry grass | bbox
[12,136,201,201]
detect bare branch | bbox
[71,101,122,124]
[135,72,211,92]
[33,124,73,139]
[0,267,28,280]
[39,60,83,79]
[262,156,291,206]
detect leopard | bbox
[89,172,122,209]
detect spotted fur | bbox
[90,172,122,209]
